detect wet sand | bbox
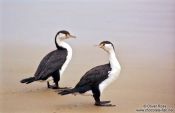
[0,43,175,113]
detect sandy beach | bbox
[1,0,175,113]
[0,42,175,113]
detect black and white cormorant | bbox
[20,30,76,89]
[59,41,121,106]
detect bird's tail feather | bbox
[20,77,35,84]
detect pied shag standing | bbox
[20,30,76,89]
[59,41,121,106]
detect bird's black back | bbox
[75,63,111,89]
[34,49,67,80]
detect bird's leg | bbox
[46,71,60,89]
[92,87,115,107]
[51,71,71,90]
[47,81,59,89]
[47,81,50,88]
[94,96,115,106]
[94,98,115,107]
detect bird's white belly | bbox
[99,70,120,94]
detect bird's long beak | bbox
[69,34,76,38]
[94,44,103,48]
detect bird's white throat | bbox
[56,38,73,77]
[108,49,121,70]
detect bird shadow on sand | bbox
[17,87,52,94]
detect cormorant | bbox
[20,30,76,89]
[59,41,121,106]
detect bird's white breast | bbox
[99,69,120,94]
[59,42,72,77]
[99,50,121,94]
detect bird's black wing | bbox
[75,63,111,88]
[34,49,67,80]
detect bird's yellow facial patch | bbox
[99,43,105,48]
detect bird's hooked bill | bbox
[93,44,103,48]
[69,35,76,38]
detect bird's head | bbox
[56,30,76,41]
[98,41,115,53]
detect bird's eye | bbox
[66,34,70,37]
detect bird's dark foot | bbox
[47,82,58,89]
[57,87,72,91]
[95,101,116,107]
[100,101,111,104]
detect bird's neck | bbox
[55,37,72,53]
[108,49,121,70]
[55,36,68,49]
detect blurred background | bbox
[1,0,175,113]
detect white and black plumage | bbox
[20,30,76,89]
[59,41,121,106]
